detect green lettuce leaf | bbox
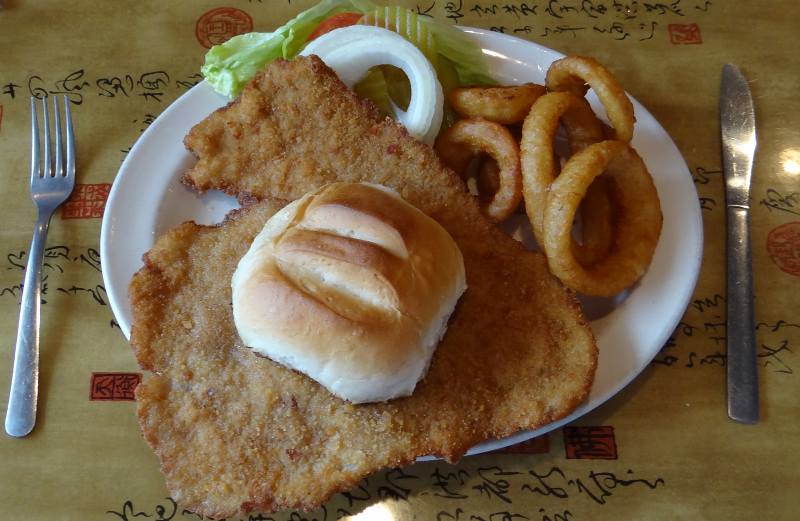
[201,0,495,98]
[425,21,497,86]
[202,0,378,97]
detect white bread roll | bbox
[232,182,467,403]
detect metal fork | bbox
[5,96,75,437]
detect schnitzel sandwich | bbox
[128,55,598,517]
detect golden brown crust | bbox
[182,56,467,223]
[131,56,598,518]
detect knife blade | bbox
[720,63,759,423]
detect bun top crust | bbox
[231,182,467,403]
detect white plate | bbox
[100,28,702,456]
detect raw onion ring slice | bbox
[301,26,444,144]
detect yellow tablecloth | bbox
[1,1,798,519]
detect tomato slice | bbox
[307,12,363,42]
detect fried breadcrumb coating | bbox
[130,56,597,518]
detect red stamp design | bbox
[61,183,111,219]
[196,7,254,49]
[669,23,703,45]
[767,222,800,277]
[90,372,142,401]
[563,426,617,459]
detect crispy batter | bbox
[434,117,522,222]
[131,56,597,518]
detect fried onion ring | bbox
[519,91,606,247]
[546,56,636,143]
[449,83,546,125]
[476,156,500,197]
[543,140,662,296]
[572,176,615,267]
[435,118,522,222]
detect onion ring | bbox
[543,140,662,296]
[476,157,500,200]
[546,56,635,143]
[435,118,522,222]
[572,176,614,267]
[519,91,606,247]
[449,83,546,125]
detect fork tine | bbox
[41,97,52,177]
[53,97,63,177]
[30,98,40,180]
[65,96,75,179]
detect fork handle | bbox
[6,211,51,437]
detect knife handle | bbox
[726,205,759,423]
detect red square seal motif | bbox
[491,435,550,455]
[90,372,142,401]
[669,23,703,45]
[563,426,618,459]
[61,183,111,219]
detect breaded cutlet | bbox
[130,55,597,518]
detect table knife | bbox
[720,63,759,423]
